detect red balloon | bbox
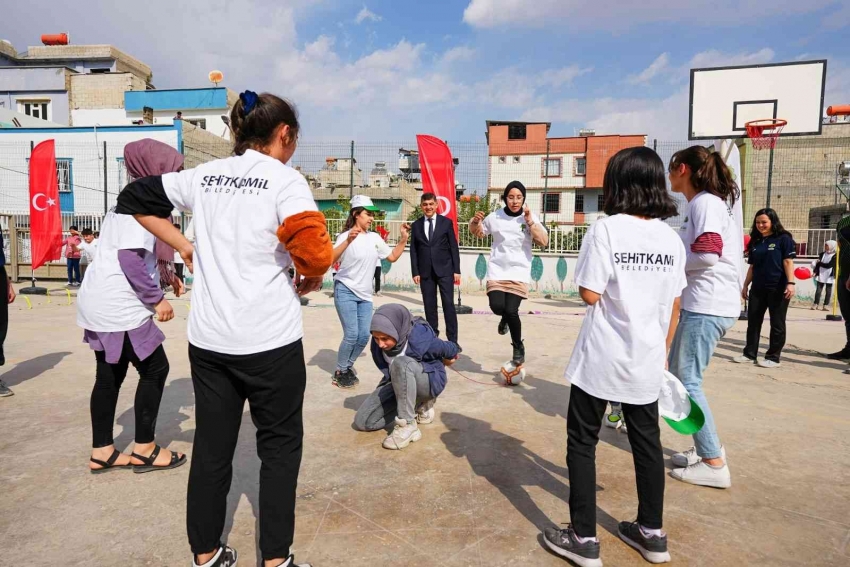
[794,267,812,280]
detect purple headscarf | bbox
[124,139,184,179]
[123,139,185,286]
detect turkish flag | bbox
[416,135,458,238]
[29,140,63,270]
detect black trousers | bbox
[487,290,523,344]
[420,272,458,342]
[175,263,185,282]
[838,277,850,350]
[814,281,833,308]
[90,336,170,448]
[744,287,790,362]
[374,265,381,293]
[0,266,8,366]
[567,385,664,538]
[187,341,306,560]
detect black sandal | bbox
[90,449,133,475]
[130,445,187,474]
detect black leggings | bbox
[90,336,170,448]
[374,265,382,293]
[488,290,523,343]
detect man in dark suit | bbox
[410,192,461,347]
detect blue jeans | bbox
[334,281,373,372]
[667,309,736,459]
[67,258,81,284]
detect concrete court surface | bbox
[1,285,849,566]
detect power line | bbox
[0,164,121,197]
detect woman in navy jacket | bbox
[353,303,458,449]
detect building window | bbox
[821,215,831,229]
[18,100,50,121]
[187,118,207,130]
[508,124,526,140]
[542,157,562,178]
[90,68,111,74]
[498,156,507,164]
[512,156,521,164]
[575,157,587,176]
[56,159,72,193]
[597,193,604,211]
[575,194,584,213]
[542,193,560,214]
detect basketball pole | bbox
[765,145,776,209]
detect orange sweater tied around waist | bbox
[276,211,333,277]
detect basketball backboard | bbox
[689,60,827,140]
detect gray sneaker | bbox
[0,379,13,397]
[618,521,671,564]
[415,399,436,424]
[670,460,732,488]
[757,359,780,368]
[542,526,602,567]
[382,417,422,450]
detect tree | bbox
[556,257,568,292]
[531,256,544,291]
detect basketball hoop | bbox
[745,119,787,150]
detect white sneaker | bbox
[671,445,726,468]
[757,359,780,368]
[670,460,731,488]
[415,399,436,424]
[732,355,755,364]
[382,417,422,450]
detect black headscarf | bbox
[370,304,414,357]
[502,180,526,217]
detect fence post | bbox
[349,140,355,199]
[653,139,657,152]
[543,138,550,226]
[103,141,108,214]
[8,216,18,283]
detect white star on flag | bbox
[47,198,56,207]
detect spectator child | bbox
[63,226,83,286]
[811,240,836,311]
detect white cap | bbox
[349,195,380,211]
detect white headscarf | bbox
[822,240,837,263]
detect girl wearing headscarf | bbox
[77,139,186,475]
[353,304,459,450]
[469,181,548,366]
[812,240,836,311]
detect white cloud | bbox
[539,65,593,88]
[627,53,670,85]
[462,0,839,30]
[440,46,476,64]
[688,48,775,68]
[355,6,382,24]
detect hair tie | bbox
[240,90,258,115]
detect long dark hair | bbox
[670,145,739,205]
[748,208,791,249]
[602,146,678,219]
[230,92,300,156]
[343,207,367,232]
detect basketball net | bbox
[745,119,787,150]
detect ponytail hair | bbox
[343,207,366,232]
[230,91,300,156]
[669,145,740,205]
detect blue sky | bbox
[4,0,850,141]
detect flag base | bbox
[738,310,748,321]
[456,304,473,314]
[19,286,48,295]
[300,297,309,306]
[826,314,843,322]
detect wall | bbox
[0,67,73,124]
[70,108,130,126]
[489,153,586,190]
[0,92,70,125]
[69,73,146,123]
[0,125,179,214]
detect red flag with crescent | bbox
[29,140,63,270]
[416,135,458,238]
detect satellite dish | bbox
[209,70,224,86]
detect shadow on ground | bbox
[1,351,72,387]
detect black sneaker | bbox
[334,369,359,389]
[194,544,237,567]
[542,526,601,567]
[452,342,463,354]
[271,555,312,567]
[512,340,525,365]
[618,521,671,564]
[498,319,508,335]
[827,349,850,360]
[0,379,13,397]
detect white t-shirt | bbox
[78,239,98,264]
[77,214,157,332]
[161,149,318,355]
[680,191,743,318]
[566,215,687,405]
[334,231,392,301]
[480,209,546,283]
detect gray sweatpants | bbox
[353,355,434,431]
